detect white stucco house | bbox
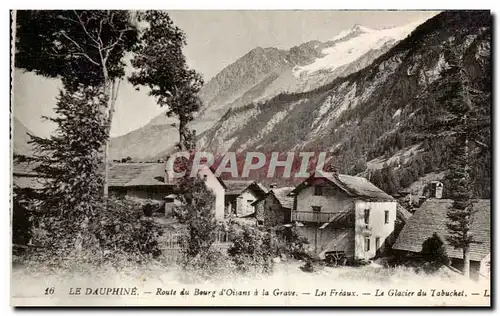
[290,170,398,261]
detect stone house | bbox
[251,186,295,227]
[223,180,267,217]
[392,198,490,281]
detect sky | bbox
[12,10,440,138]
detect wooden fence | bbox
[159,231,231,263]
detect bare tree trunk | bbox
[102,73,111,200]
[178,118,186,151]
[463,246,471,278]
[102,76,119,201]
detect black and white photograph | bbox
[9,9,491,307]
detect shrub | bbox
[420,232,450,273]
[174,176,218,259]
[25,197,164,269]
[275,226,310,259]
[227,222,274,274]
[93,198,164,260]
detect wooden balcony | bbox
[291,209,354,224]
[292,211,337,223]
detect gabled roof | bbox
[108,163,170,187]
[12,161,43,177]
[392,199,491,261]
[12,176,45,190]
[109,163,227,188]
[291,170,394,201]
[251,186,295,209]
[223,180,267,196]
[272,187,294,209]
[12,161,225,190]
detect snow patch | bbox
[294,20,426,77]
[331,25,374,42]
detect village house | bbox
[223,180,268,217]
[12,161,227,220]
[392,197,491,281]
[251,186,295,226]
[109,163,227,220]
[290,170,399,261]
[12,161,45,193]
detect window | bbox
[312,206,321,212]
[384,210,389,224]
[375,237,380,250]
[364,238,370,252]
[364,209,370,224]
[314,186,323,196]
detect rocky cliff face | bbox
[110,19,429,160]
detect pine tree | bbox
[28,86,108,253]
[438,41,486,278]
[445,131,478,278]
[15,10,140,199]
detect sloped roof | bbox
[122,163,170,187]
[12,161,40,177]
[272,187,295,209]
[224,180,267,196]
[12,161,46,190]
[224,180,254,195]
[108,163,170,187]
[109,163,227,188]
[12,161,224,190]
[337,174,395,201]
[392,199,490,261]
[12,175,45,190]
[291,171,394,201]
[251,186,295,209]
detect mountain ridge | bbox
[110,19,431,160]
[197,10,491,196]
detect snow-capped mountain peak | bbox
[294,20,427,77]
[331,24,374,42]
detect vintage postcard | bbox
[10,9,491,307]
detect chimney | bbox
[430,181,443,199]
